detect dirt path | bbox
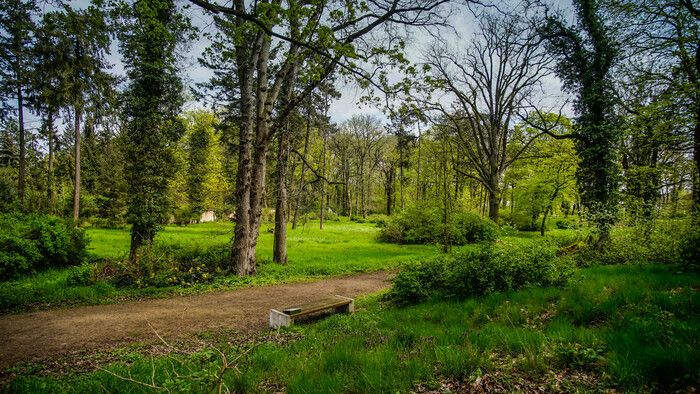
[0,271,392,368]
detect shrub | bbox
[350,215,367,223]
[575,220,690,267]
[679,228,700,272]
[366,214,389,227]
[99,243,229,288]
[451,212,499,244]
[386,240,575,305]
[0,236,41,280]
[66,263,97,287]
[555,217,580,230]
[0,214,87,280]
[378,205,497,246]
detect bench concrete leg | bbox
[270,309,292,329]
[335,295,354,314]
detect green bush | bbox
[555,217,580,230]
[366,214,389,227]
[679,228,700,272]
[66,263,97,287]
[0,214,87,280]
[378,205,497,245]
[451,212,499,243]
[575,220,690,267]
[386,240,575,305]
[0,235,41,280]
[99,243,229,288]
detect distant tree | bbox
[44,4,113,221]
[31,12,68,210]
[424,10,551,222]
[0,0,38,209]
[115,0,191,260]
[613,0,700,220]
[507,117,578,235]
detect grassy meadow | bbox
[9,264,699,392]
[0,220,438,313]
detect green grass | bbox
[9,264,699,392]
[0,220,437,313]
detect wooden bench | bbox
[269,295,354,328]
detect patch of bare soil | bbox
[0,271,391,370]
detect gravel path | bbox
[0,271,392,368]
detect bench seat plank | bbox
[270,295,354,328]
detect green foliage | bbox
[679,228,700,272]
[541,0,621,238]
[66,262,96,287]
[101,243,228,288]
[12,265,697,392]
[554,342,607,371]
[386,239,575,305]
[575,220,691,266]
[170,111,228,222]
[0,166,18,212]
[366,213,389,227]
[379,205,498,245]
[505,117,578,233]
[116,0,192,252]
[0,213,87,280]
[2,221,436,312]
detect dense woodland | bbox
[2,0,698,272]
[1,0,699,391]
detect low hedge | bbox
[386,239,575,305]
[0,214,87,280]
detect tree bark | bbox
[541,189,560,236]
[416,123,421,202]
[17,83,25,210]
[385,167,394,215]
[291,113,311,229]
[399,150,404,210]
[319,123,327,229]
[273,129,289,264]
[693,98,700,221]
[73,106,82,222]
[47,112,54,210]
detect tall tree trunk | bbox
[359,162,366,218]
[129,224,147,261]
[541,188,560,236]
[693,98,700,221]
[487,190,500,222]
[319,124,327,229]
[230,57,256,276]
[292,114,311,229]
[487,172,500,222]
[343,159,350,216]
[73,106,82,222]
[416,123,421,202]
[273,129,289,264]
[17,83,25,210]
[399,150,404,210]
[441,139,450,253]
[243,144,268,275]
[386,168,394,215]
[47,112,54,211]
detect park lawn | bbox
[9,264,699,392]
[0,220,437,313]
[87,219,438,273]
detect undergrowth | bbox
[8,264,699,392]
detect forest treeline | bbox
[0,0,698,276]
